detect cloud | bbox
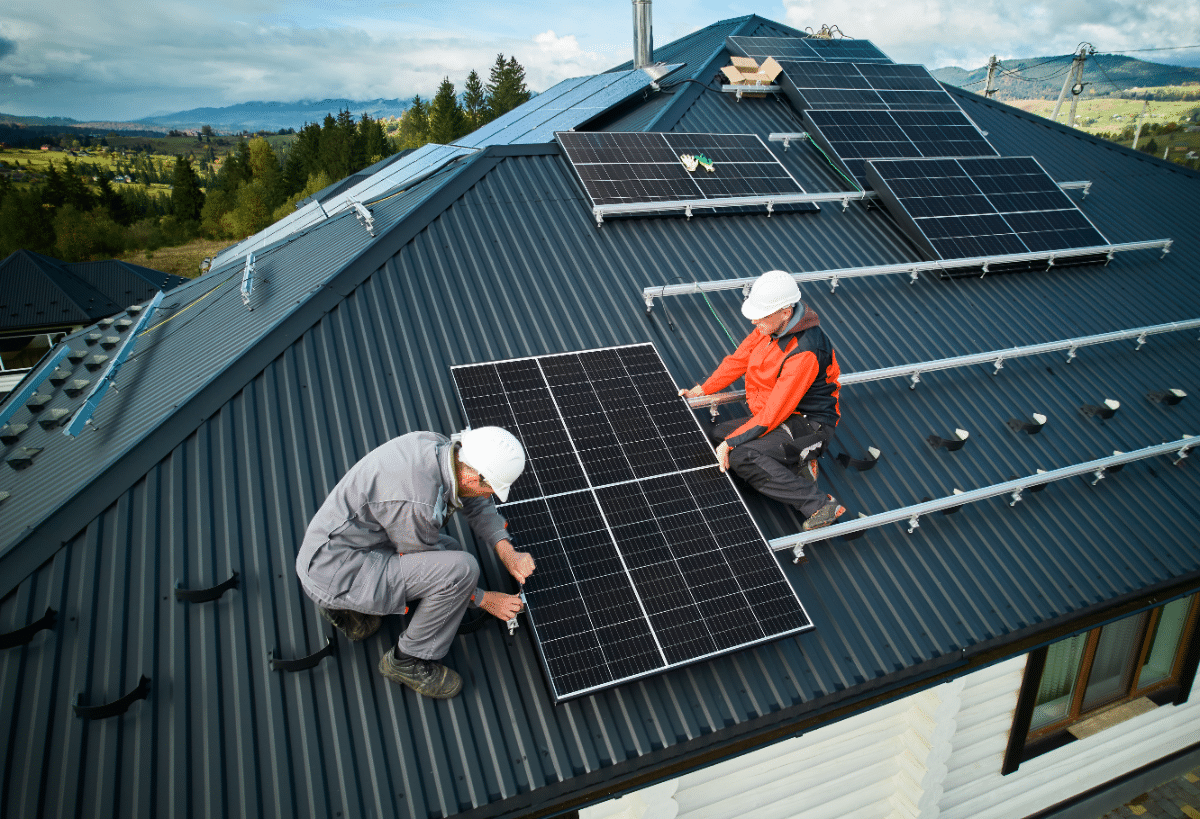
[0,36,16,60]
[10,75,33,86]
[781,0,1200,69]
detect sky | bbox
[1,0,1198,121]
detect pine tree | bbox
[359,113,393,164]
[170,156,205,222]
[428,78,467,144]
[462,70,486,131]
[486,54,532,121]
[398,96,430,150]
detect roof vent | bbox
[67,349,86,364]
[26,393,51,413]
[7,446,43,470]
[38,408,71,430]
[84,354,109,372]
[632,0,653,69]
[99,336,121,350]
[64,379,90,398]
[48,368,72,386]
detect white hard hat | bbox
[741,269,801,320]
[458,426,526,502]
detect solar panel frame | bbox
[726,35,892,63]
[777,60,958,112]
[802,108,999,187]
[556,132,817,218]
[452,344,812,702]
[865,156,1111,266]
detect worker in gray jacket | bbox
[296,426,534,699]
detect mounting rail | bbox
[770,435,1197,560]
[686,317,1200,411]
[591,190,875,225]
[643,239,1172,310]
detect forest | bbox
[0,54,532,270]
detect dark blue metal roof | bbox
[1,17,1198,819]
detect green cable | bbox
[701,290,739,347]
[805,135,863,192]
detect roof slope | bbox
[1,17,1199,819]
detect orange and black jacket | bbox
[700,303,841,447]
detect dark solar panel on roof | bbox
[726,35,892,63]
[777,60,957,111]
[803,108,999,187]
[866,156,1110,266]
[452,345,812,702]
[556,131,816,216]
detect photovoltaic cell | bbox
[803,108,999,187]
[777,60,957,111]
[556,131,815,214]
[865,156,1110,265]
[452,345,812,702]
[726,35,892,63]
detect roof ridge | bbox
[1,249,119,320]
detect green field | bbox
[1010,96,1200,136]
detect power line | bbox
[1096,44,1200,55]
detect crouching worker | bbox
[681,269,845,531]
[295,427,535,699]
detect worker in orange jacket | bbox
[681,269,845,530]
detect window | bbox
[1003,593,1200,773]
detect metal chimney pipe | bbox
[633,0,653,68]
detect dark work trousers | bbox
[708,416,833,519]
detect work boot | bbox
[318,606,382,641]
[378,650,463,699]
[802,495,846,531]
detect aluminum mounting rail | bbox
[685,317,1200,411]
[770,435,1197,561]
[591,190,874,226]
[64,291,164,438]
[642,239,1172,310]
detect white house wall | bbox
[580,654,1200,819]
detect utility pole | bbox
[1131,100,1150,151]
[1051,44,1091,125]
[984,55,1000,98]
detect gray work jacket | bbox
[295,431,508,612]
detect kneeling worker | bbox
[295,426,535,699]
[681,269,845,530]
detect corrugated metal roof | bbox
[2,18,1199,819]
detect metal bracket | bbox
[1009,489,1023,507]
[270,635,336,672]
[829,275,839,293]
[792,544,806,563]
[1174,437,1194,466]
[644,294,656,313]
[1161,240,1172,259]
[685,204,693,220]
[241,253,255,308]
[0,607,57,649]
[175,571,240,603]
[1135,333,1148,351]
[709,404,720,423]
[836,446,881,471]
[928,429,969,451]
[351,200,375,236]
[841,197,851,212]
[74,675,151,719]
[1091,469,1107,486]
[908,269,920,285]
[907,515,920,534]
[1066,346,1078,364]
[1007,413,1047,434]
[909,372,921,390]
[992,358,1005,376]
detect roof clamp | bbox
[841,197,851,212]
[1081,182,1092,198]
[908,269,920,285]
[593,209,605,228]
[1046,254,1056,270]
[1066,345,1078,364]
[992,358,1005,376]
[1105,249,1116,265]
[1174,436,1194,466]
[709,404,721,423]
[1091,468,1107,486]
[906,515,920,534]
[351,200,376,236]
[241,253,255,309]
[928,428,970,452]
[1009,489,1023,507]
[792,544,806,564]
[909,372,921,390]
[828,275,839,294]
[1147,388,1187,406]
[766,199,775,217]
[1135,333,1148,351]
[980,261,989,278]
[685,204,693,220]
[1161,240,1173,259]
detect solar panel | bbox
[726,35,892,63]
[556,131,817,217]
[452,345,812,702]
[803,108,999,187]
[777,61,958,112]
[458,65,684,148]
[866,156,1110,266]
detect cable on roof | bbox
[804,135,863,192]
[138,270,240,338]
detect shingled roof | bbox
[1,15,1197,819]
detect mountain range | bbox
[931,55,1200,101]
